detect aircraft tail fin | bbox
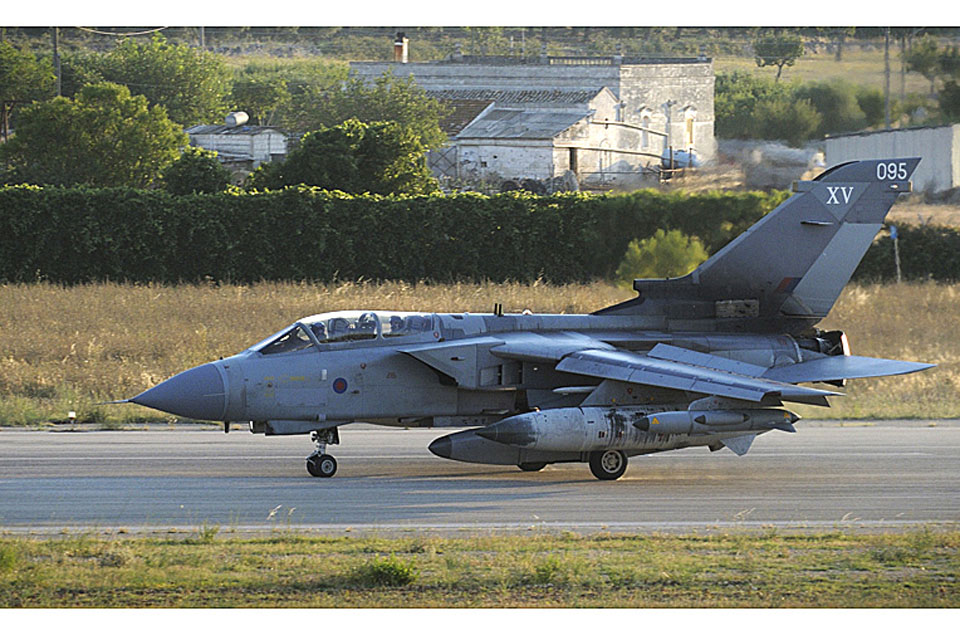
[597,158,920,332]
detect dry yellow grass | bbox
[714,47,930,95]
[0,281,956,424]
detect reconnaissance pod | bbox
[126,158,933,479]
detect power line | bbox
[74,26,168,37]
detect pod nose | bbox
[130,362,228,421]
[427,435,452,459]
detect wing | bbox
[556,344,841,405]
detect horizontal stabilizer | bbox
[557,347,841,405]
[764,355,934,384]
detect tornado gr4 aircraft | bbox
[126,157,934,480]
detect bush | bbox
[162,147,232,195]
[853,224,960,283]
[0,541,20,573]
[347,555,419,587]
[615,229,708,287]
[754,96,822,146]
[796,80,868,137]
[247,119,439,195]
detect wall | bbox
[188,131,288,168]
[619,62,716,163]
[823,125,960,194]
[456,140,555,181]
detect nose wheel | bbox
[306,427,340,478]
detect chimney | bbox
[394,32,409,63]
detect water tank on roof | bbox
[225,111,249,127]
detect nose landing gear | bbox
[306,427,340,478]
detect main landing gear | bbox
[306,427,340,478]
[588,449,628,481]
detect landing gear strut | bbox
[306,427,339,478]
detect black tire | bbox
[588,450,627,481]
[518,462,547,472]
[306,454,337,478]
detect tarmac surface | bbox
[1,420,959,534]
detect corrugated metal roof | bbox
[427,88,604,106]
[185,124,285,136]
[823,123,957,140]
[456,108,589,140]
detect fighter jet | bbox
[126,157,934,479]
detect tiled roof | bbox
[426,88,603,106]
[437,99,494,135]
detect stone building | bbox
[350,52,715,189]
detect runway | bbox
[1,420,959,534]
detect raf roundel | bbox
[332,378,348,394]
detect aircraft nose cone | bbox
[130,362,227,421]
[428,435,452,459]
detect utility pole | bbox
[884,27,891,128]
[52,27,61,97]
[200,26,205,50]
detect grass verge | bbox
[0,528,957,607]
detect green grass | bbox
[0,529,957,607]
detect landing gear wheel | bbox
[588,449,627,481]
[306,453,338,478]
[518,462,547,472]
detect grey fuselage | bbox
[199,310,807,447]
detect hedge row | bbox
[0,186,787,285]
[2,185,952,285]
[854,224,960,283]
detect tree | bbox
[939,81,960,121]
[298,73,450,150]
[904,34,942,97]
[0,82,187,188]
[230,68,290,126]
[161,146,232,195]
[753,32,805,81]
[615,229,708,287]
[247,118,438,196]
[753,96,821,147]
[0,41,55,141]
[714,71,794,139]
[261,59,347,130]
[82,34,232,126]
[797,81,868,137]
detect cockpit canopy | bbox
[255,311,435,355]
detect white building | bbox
[823,125,960,194]
[185,123,288,171]
[351,53,715,188]
[429,87,666,187]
